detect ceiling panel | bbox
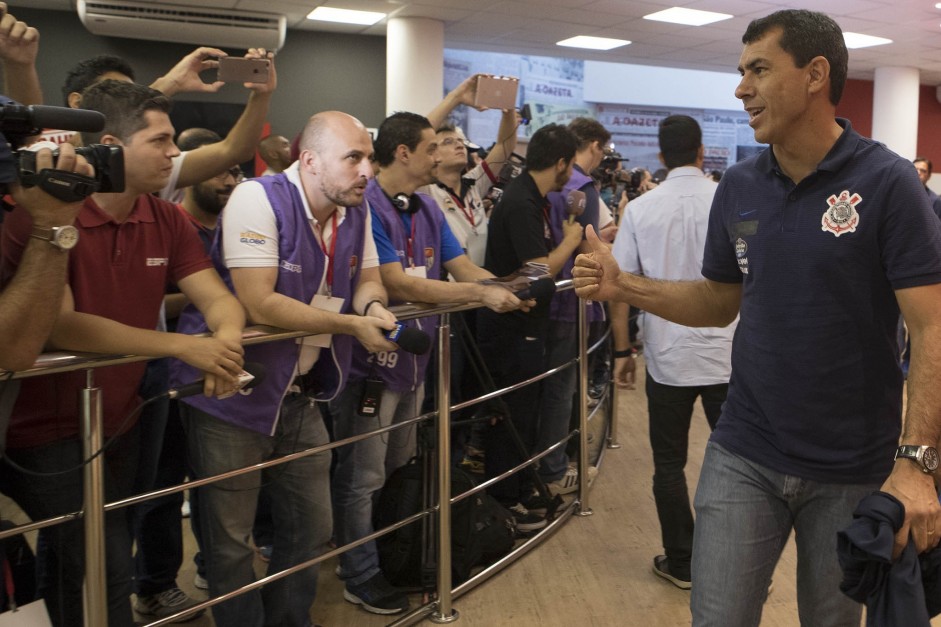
[10,0,941,84]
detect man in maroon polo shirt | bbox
[0,79,245,627]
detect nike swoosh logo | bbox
[739,209,757,216]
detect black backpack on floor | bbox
[375,457,516,588]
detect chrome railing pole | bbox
[577,299,593,517]
[430,312,459,623]
[607,365,622,449]
[81,369,108,627]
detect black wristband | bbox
[613,348,635,359]
[363,299,384,317]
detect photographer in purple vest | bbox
[330,112,530,615]
[172,111,397,627]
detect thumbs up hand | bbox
[572,225,623,302]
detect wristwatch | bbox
[894,444,940,473]
[30,225,79,250]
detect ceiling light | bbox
[556,36,630,51]
[643,7,733,26]
[306,7,385,25]
[843,32,892,49]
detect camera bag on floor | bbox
[374,455,516,588]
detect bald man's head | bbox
[258,134,292,172]
[297,111,374,209]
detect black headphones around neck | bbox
[392,192,420,214]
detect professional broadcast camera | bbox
[0,95,124,203]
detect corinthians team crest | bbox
[821,190,862,237]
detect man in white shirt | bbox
[173,111,397,627]
[610,115,736,589]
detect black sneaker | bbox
[520,491,553,517]
[652,555,691,590]
[343,572,409,615]
[508,502,547,535]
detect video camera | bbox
[485,152,525,205]
[0,95,124,203]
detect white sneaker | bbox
[547,466,598,496]
[193,573,208,590]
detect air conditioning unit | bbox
[77,0,286,52]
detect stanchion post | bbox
[607,363,622,449]
[430,312,459,623]
[81,369,108,627]
[577,299,593,516]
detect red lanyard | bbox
[448,189,476,229]
[405,214,417,267]
[319,212,338,294]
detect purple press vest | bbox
[172,174,366,435]
[547,168,603,323]
[350,179,440,393]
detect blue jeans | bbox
[182,394,331,627]
[0,428,139,627]
[535,320,577,482]
[691,441,876,626]
[646,373,727,579]
[329,380,420,586]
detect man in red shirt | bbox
[0,79,245,627]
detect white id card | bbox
[405,266,427,279]
[0,599,52,627]
[297,294,345,349]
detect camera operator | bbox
[0,144,90,373]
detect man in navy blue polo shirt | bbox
[574,9,941,626]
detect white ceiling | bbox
[16,0,941,85]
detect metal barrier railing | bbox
[0,279,617,626]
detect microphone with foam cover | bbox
[0,104,106,135]
[515,277,556,300]
[566,189,586,224]
[386,323,432,355]
[168,362,267,400]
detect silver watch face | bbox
[53,226,79,250]
[924,447,940,472]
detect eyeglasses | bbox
[439,137,464,148]
[215,166,243,181]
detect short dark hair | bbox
[525,123,577,172]
[742,10,847,105]
[79,80,171,144]
[61,55,135,106]
[373,112,433,167]
[658,115,702,169]
[177,127,221,151]
[435,123,457,135]
[915,157,933,174]
[568,117,611,152]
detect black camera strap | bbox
[20,169,99,203]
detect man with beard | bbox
[171,111,398,627]
[478,123,583,525]
[329,112,526,615]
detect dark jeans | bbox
[0,427,140,627]
[645,370,727,579]
[183,394,331,627]
[135,396,202,596]
[477,310,546,505]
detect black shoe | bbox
[508,502,547,536]
[520,491,553,517]
[343,572,409,615]
[652,555,691,590]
